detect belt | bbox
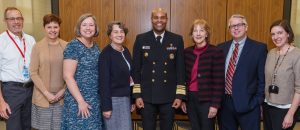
[224,94,232,99]
[2,81,33,88]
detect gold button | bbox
[164,62,167,65]
[153,62,156,65]
[164,80,167,83]
[152,70,155,73]
[152,79,155,82]
[164,71,167,74]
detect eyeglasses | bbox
[229,23,245,29]
[5,17,24,21]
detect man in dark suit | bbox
[217,14,267,130]
[132,8,186,130]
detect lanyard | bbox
[271,45,290,85]
[6,30,26,63]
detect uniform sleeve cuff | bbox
[133,84,141,94]
[176,85,186,95]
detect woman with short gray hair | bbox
[99,21,135,130]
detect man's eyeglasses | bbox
[229,23,246,29]
[5,17,24,21]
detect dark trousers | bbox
[2,82,33,130]
[187,92,215,130]
[263,102,300,130]
[217,95,260,130]
[140,102,175,130]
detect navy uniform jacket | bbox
[132,30,186,104]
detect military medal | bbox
[166,43,177,51]
[144,52,149,57]
[169,53,174,59]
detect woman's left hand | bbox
[103,111,112,119]
[282,113,294,129]
[130,104,136,112]
[54,89,65,102]
[77,100,91,118]
[208,107,218,118]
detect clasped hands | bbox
[135,97,182,109]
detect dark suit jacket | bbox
[218,37,267,113]
[132,30,186,104]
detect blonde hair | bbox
[74,13,99,37]
[190,19,211,43]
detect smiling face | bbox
[44,22,60,40]
[5,9,23,36]
[80,17,96,39]
[228,17,248,41]
[271,25,289,48]
[192,25,207,46]
[151,9,168,34]
[109,24,125,45]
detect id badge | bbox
[22,66,30,79]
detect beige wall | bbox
[291,0,300,47]
[0,0,51,41]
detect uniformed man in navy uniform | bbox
[132,8,186,130]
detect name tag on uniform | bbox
[142,46,150,50]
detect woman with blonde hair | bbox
[181,19,225,130]
[61,13,102,130]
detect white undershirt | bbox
[264,99,291,109]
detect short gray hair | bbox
[228,14,248,27]
[106,21,128,36]
[74,13,99,37]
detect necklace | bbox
[111,43,124,52]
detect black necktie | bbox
[156,36,162,44]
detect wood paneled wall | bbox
[115,0,170,52]
[59,0,113,49]
[171,0,227,47]
[226,0,284,49]
[59,0,284,51]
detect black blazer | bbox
[132,30,186,104]
[99,44,132,111]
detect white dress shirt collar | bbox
[153,31,165,43]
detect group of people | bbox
[0,6,299,130]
